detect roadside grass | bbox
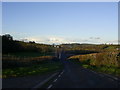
[3,61,63,78]
[3,52,55,58]
[0,69,2,78]
[2,55,58,69]
[69,59,120,77]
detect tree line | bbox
[1,34,55,54]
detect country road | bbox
[47,50,120,88]
[2,50,120,89]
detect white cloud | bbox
[25,37,49,43]
[21,36,70,44]
[19,36,118,45]
[89,37,101,40]
[105,40,119,44]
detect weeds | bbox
[3,61,63,78]
[68,52,120,77]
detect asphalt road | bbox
[47,51,119,88]
[2,72,57,88]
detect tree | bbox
[29,41,35,44]
[2,34,13,41]
[2,34,14,53]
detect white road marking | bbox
[113,77,118,80]
[61,71,64,75]
[32,73,58,89]
[108,78,114,81]
[103,73,118,81]
[47,84,52,89]
[53,79,57,82]
[81,68,119,82]
[58,75,61,77]
[92,71,97,74]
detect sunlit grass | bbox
[0,69,2,78]
[68,53,120,77]
[3,61,63,78]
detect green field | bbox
[2,51,63,78]
[2,35,120,79]
[4,52,55,58]
[68,54,120,77]
[3,61,63,78]
[81,64,120,76]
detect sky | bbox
[2,2,118,44]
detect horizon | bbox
[2,33,119,45]
[2,2,118,44]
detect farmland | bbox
[2,34,63,78]
[1,34,120,78]
[66,44,120,77]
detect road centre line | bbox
[61,71,64,75]
[58,75,61,77]
[108,78,114,81]
[32,73,58,89]
[53,79,58,82]
[47,84,52,89]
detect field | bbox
[2,54,63,78]
[3,61,63,78]
[4,52,55,58]
[68,52,120,77]
[2,53,64,78]
[2,34,64,78]
[2,34,120,78]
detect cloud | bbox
[105,40,119,44]
[19,36,118,45]
[21,36,70,44]
[89,37,101,40]
[95,37,100,39]
[20,38,28,42]
[49,37,64,43]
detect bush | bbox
[68,52,119,67]
[2,56,59,69]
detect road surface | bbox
[2,72,57,88]
[47,50,119,88]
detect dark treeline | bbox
[2,34,119,55]
[61,43,119,53]
[2,34,55,54]
[65,50,99,55]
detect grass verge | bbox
[69,59,120,77]
[3,52,55,58]
[3,61,63,78]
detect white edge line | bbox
[108,78,114,81]
[82,66,119,81]
[53,79,57,82]
[32,73,58,89]
[103,73,119,81]
[58,75,61,77]
[113,77,118,80]
[61,72,63,75]
[47,84,52,89]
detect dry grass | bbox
[68,51,120,76]
[2,55,58,69]
[68,52,119,67]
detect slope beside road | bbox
[46,51,119,88]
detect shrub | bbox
[2,55,59,69]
